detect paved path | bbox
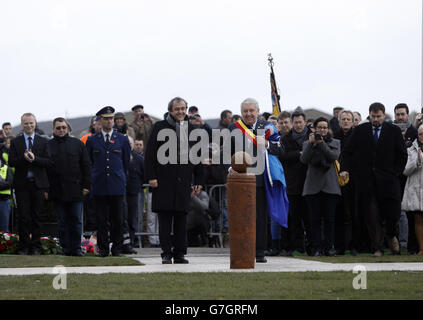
[1,248,423,275]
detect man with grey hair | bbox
[227,98,284,263]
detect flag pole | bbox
[268,53,281,116]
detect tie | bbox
[28,136,33,150]
[373,126,380,144]
[105,133,110,145]
[27,136,34,178]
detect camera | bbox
[314,132,323,141]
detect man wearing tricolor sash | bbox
[227,98,286,263]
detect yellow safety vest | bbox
[2,152,14,174]
[0,165,11,196]
[2,152,8,164]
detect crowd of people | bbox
[0,98,422,262]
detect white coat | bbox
[401,139,423,212]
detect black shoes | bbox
[256,256,267,263]
[121,246,137,254]
[96,251,109,257]
[267,248,280,256]
[282,250,294,257]
[162,256,173,264]
[18,248,30,255]
[18,248,41,255]
[173,256,189,264]
[350,249,359,256]
[326,248,337,257]
[162,255,189,264]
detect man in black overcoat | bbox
[144,97,204,264]
[340,102,407,256]
[47,117,91,256]
[279,109,312,256]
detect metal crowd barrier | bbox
[133,184,227,248]
[80,183,228,248]
[204,184,227,246]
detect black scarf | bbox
[53,133,69,142]
[291,127,309,147]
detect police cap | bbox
[114,112,125,120]
[132,105,144,111]
[96,106,115,118]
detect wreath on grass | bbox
[0,232,19,254]
[0,232,61,255]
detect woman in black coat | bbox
[144,97,204,264]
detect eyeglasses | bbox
[55,126,67,130]
[316,126,329,130]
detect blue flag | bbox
[263,123,289,228]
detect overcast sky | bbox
[1,0,421,126]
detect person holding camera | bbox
[129,105,155,150]
[300,117,341,256]
[188,110,213,142]
[0,123,13,148]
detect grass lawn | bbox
[294,252,423,263]
[0,254,143,268]
[1,271,422,300]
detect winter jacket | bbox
[401,140,423,212]
[300,138,341,196]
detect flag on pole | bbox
[263,123,289,228]
[268,54,281,117]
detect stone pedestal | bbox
[226,152,256,269]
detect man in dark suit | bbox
[9,113,52,255]
[227,98,284,263]
[340,102,407,257]
[145,97,204,264]
[86,106,131,257]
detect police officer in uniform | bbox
[86,107,131,257]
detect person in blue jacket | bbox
[86,106,131,257]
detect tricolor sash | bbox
[235,120,257,146]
